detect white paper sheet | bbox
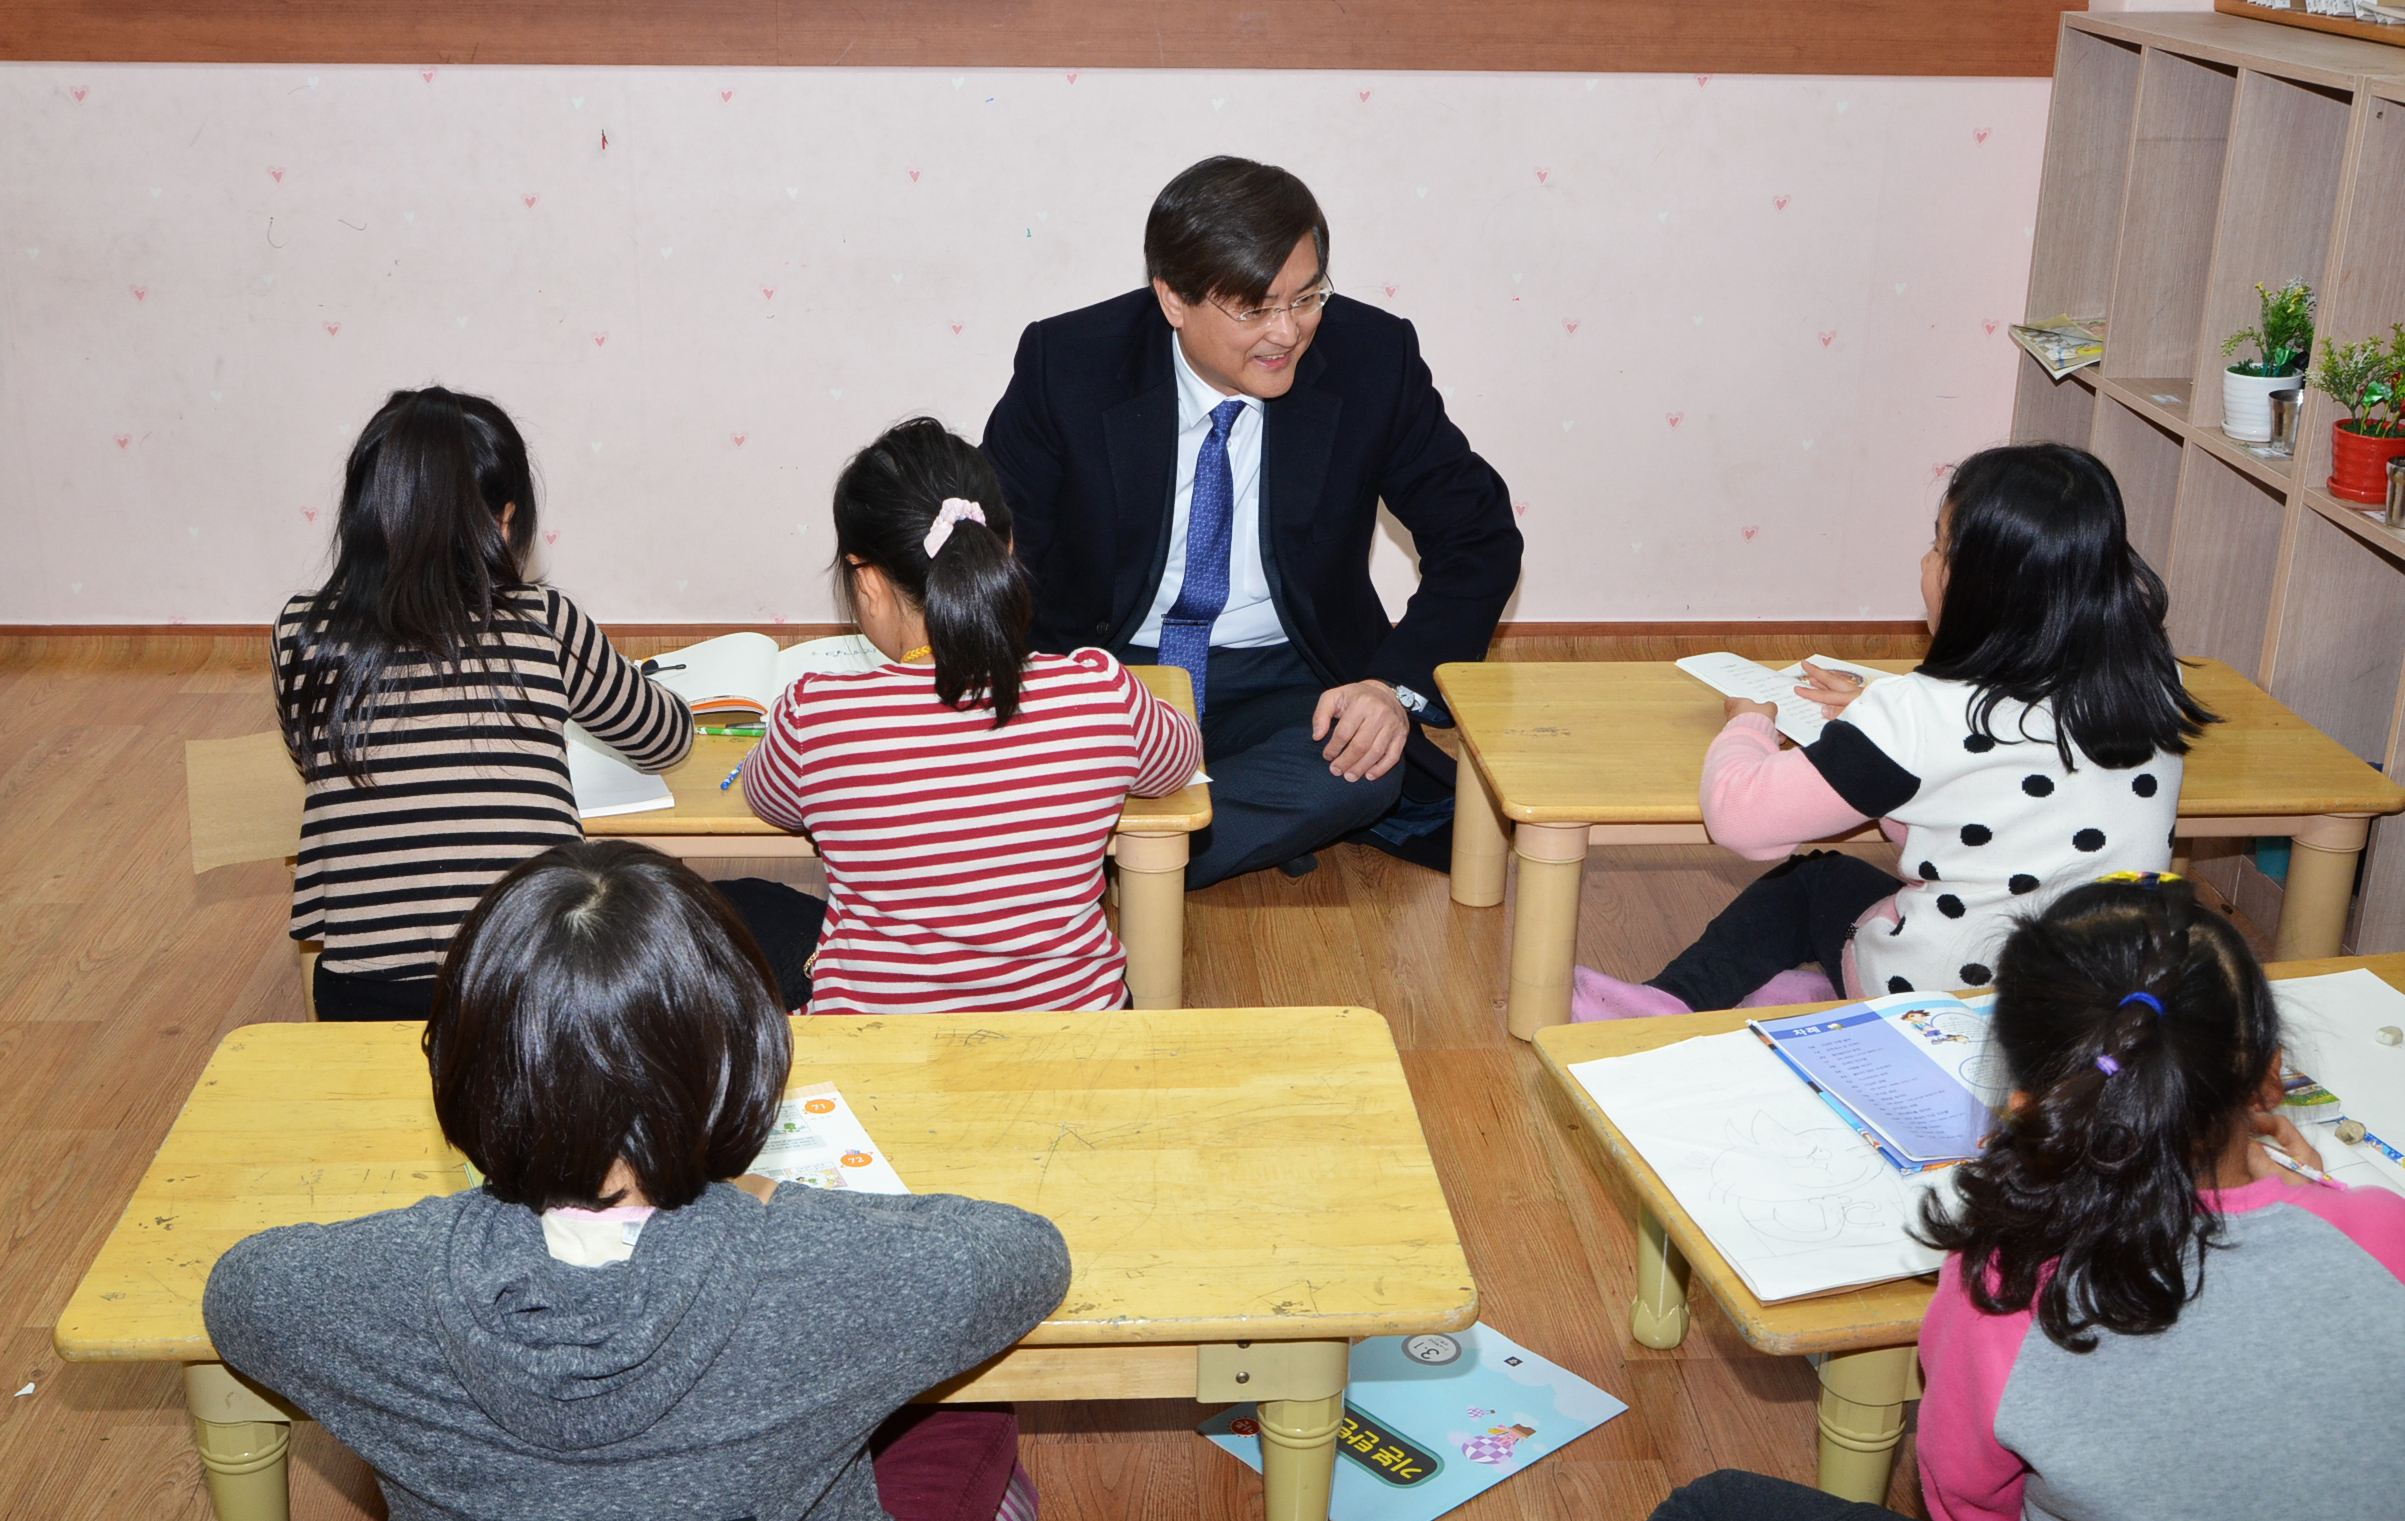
[1569,1031,1951,1302]
[2275,970,2405,1198]
[1673,652,1894,746]
[562,721,674,819]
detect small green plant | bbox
[2223,279,2316,376]
[2310,324,2405,438]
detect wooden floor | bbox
[0,628,2022,1520]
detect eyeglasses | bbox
[1207,282,1335,327]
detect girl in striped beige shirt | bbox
[744,418,1202,1015]
[278,387,820,1020]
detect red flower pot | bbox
[2329,421,2405,504]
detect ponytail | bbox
[1917,877,2281,1350]
[830,417,1033,725]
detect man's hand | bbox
[1312,681,1410,782]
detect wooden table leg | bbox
[1114,832,1188,1009]
[1450,752,1510,908]
[1814,1345,1918,1502]
[1258,1389,1346,1521]
[1198,1339,1350,1521]
[1506,823,1590,1040]
[1630,1207,1692,1350]
[2275,814,2371,962]
[185,1362,295,1521]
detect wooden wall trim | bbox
[2,1,2078,77]
[0,619,1929,643]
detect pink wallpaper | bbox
[0,66,2047,626]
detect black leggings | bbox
[312,877,828,1021]
[1648,850,1902,1013]
[1650,1470,1904,1521]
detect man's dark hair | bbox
[423,840,792,1211]
[1144,156,1328,307]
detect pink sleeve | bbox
[1699,713,1874,861]
[1916,1256,2032,1521]
[2281,1179,2405,1280]
[1108,656,1203,799]
[740,677,812,833]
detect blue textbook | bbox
[1749,990,2008,1170]
[1198,1324,1626,1521]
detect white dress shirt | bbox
[1133,335,1289,650]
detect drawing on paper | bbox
[1706,1111,1897,1251]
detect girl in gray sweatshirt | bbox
[204,839,1070,1521]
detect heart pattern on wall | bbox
[8,64,2047,624]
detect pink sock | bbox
[1738,968,1839,1008]
[1571,966,1692,1022]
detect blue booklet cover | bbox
[1749,991,2005,1167]
[1197,1324,1626,1520]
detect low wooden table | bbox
[1532,952,2405,1502]
[55,1008,1474,1521]
[1438,659,2405,1038]
[589,664,1212,1009]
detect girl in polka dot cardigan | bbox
[1575,443,2217,1019]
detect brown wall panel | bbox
[3,0,2078,77]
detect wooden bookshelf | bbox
[2015,10,2405,948]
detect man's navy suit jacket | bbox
[979,289,1523,709]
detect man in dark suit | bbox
[981,156,1522,888]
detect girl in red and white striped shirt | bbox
[744,418,1201,1015]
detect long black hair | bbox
[831,417,1033,725]
[278,387,539,784]
[425,840,790,1212]
[1918,877,2280,1350]
[1921,444,2215,769]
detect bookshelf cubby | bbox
[2015,11,2405,949]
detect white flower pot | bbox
[2223,367,2302,443]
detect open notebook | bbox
[643,631,887,722]
[566,634,887,819]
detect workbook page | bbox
[647,631,783,714]
[774,634,886,684]
[562,721,674,819]
[746,1082,910,1195]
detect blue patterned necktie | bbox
[1159,398,1246,714]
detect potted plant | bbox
[2221,279,2314,442]
[2309,324,2405,504]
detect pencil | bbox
[720,758,746,791]
[698,725,766,736]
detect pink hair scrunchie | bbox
[922,498,987,558]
